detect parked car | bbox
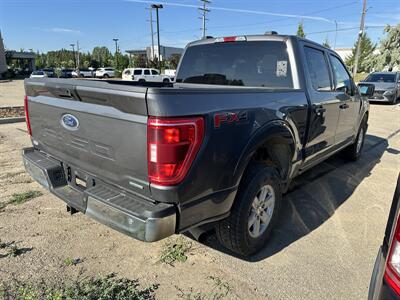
[59,68,73,78]
[95,67,115,78]
[163,69,176,79]
[42,68,56,78]
[122,68,171,83]
[72,68,93,78]
[362,72,400,104]
[29,70,48,78]
[369,173,400,300]
[23,33,374,256]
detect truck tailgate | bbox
[25,78,150,195]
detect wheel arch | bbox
[233,120,298,189]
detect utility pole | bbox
[147,7,155,60]
[76,41,80,76]
[333,20,338,50]
[151,4,163,73]
[70,43,76,69]
[198,0,211,39]
[113,38,119,69]
[353,0,367,78]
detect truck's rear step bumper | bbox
[22,147,176,242]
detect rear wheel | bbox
[103,74,109,79]
[163,78,170,84]
[215,164,282,256]
[138,79,146,83]
[343,119,367,161]
[79,74,84,78]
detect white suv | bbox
[95,67,115,78]
[122,68,171,83]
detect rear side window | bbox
[176,41,293,88]
[329,55,352,94]
[304,47,332,91]
[151,70,159,75]
[134,69,142,75]
[144,69,151,75]
[124,69,131,75]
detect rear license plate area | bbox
[65,165,94,191]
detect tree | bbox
[131,55,147,68]
[345,33,376,73]
[297,22,306,38]
[371,24,400,71]
[168,54,181,69]
[92,46,112,67]
[322,37,331,49]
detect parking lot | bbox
[0,78,399,299]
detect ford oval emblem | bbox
[61,114,79,130]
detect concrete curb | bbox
[0,117,26,124]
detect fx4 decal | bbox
[214,111,248,128]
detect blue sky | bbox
[1,0,399,53]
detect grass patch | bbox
[0,240,32,258]
[159,237,193,266]
[176,276,231,300]
[8,191,42,205]
[63,257,82,266]
[0,273,158,300]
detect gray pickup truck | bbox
[23,34,374,256]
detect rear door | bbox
[329,53,360,144]
[143,69,152,81]
[301,44,340,165]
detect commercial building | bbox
[126,45,183,61]
[0,31,7,76]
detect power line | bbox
[199,0,211,39]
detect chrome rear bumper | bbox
[22,147,176,242]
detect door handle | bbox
[339,103,349,109]
[314,106,326,116]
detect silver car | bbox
[362,72,400,104]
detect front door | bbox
[329,54,360,144]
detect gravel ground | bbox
[0,79,25,107]
[0,103,399,299]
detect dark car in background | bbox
[59,68,73,78]
[369,173,400,300]
[42,68,56,78]
[362,72,400,104]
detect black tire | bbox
[138,79,146,83]
[215,164,282,256]
[80,74,84,78]
[343,119,367,161]
[103,74,109,79]
[163,78,170,84]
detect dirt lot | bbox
[0,103,399,299]
[0,80,25,107]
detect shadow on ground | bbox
[197,134,389,261]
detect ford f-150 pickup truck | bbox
[22,34,374,256]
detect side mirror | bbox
[358,83,375,97]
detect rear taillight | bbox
[384,214,400,295]
[147,116,204,186]
[24,95,32,136]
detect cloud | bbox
[125,0,333,23]
[50,27,81,34]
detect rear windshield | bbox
[176,41,293,88]
[365,73,396,83]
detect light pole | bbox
[70,43,76,69]
[151,4,163,73]
[113,38,119,69]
